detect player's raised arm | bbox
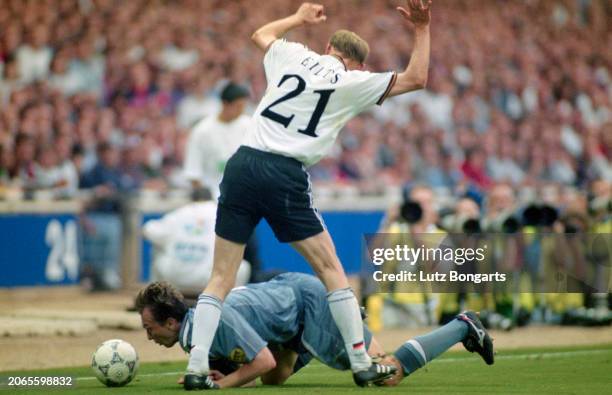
[388,0,432,97]
[251,2,327,51]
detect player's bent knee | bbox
[260,375,287,386]
[260,368,290,386]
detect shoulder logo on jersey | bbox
[229,347,247,363]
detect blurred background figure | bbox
[183,82,251,197]
[78,143,138,291]
[366,185,444,330]
[182,81,263,280]
[142,187,251,299]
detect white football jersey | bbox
[142,201,251,293]
[184,113,251,196]
[244,39,396,166]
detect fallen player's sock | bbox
[327,287,372,372]
[394,318,468,375]
[188,293,223,374]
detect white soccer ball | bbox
[91,339,139,387]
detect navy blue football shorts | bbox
[215,146,326,244]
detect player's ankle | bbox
[187,347,209,375]
[349,351,372,372]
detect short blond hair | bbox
[329,29,369,64]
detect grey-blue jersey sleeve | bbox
[209,305,268,364]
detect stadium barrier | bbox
[0,194,399,288]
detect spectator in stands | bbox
[53,135,79,199]
[0,59,23,104]
[125,62,154,108]
[158,27,200,72]
[16,24,53,83]
[0,22,23,63]
[461,148,492,190]
[12,133,36,191]
[0,0,608,201]
[79,142,134,291]
[150,72,182,115]
[487,136,525,186]
[415,136,456,189]
[176,74,220,128]
[68,38,105,97]
[0,145,12,186]
[32,145,62,192]
[48,48,80,97]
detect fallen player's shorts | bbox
[216,146,326,244]
[282,273,373,371]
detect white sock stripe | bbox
[328,296,355,304]
[198,294,222,303]
[326,287,353,297]
[197,300,222,310]
[407,339,427,363]
[197,296,222,307]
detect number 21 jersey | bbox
[244,39,396,166]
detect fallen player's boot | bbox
[352,362,397,387]
[183,373,219,390]
[456,311,495,365]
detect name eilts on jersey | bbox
[300,57,341,84]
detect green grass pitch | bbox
[2,345,611,394]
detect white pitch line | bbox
[433,348,612,363]
[74,349,612,382]
[76,371,183,381]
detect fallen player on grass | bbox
[135,273,494,389]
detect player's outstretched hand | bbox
[397,0,432,27]
[296,2,327,25]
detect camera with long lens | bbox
[486,212,522,233]
[522,204,559,228]
[400,199,423,224]
[559,212,588,234]
[587,197,611,232]
[588,196,611,217]
[440,214,481,234]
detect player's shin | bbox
[188,293,223,374]
[394,318,468,376]
[327,287,372,372]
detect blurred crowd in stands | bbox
[0,0,610,201]
[1,0,608,324]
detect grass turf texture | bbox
[2,344,611,394]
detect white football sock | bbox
[187,293,222,374]
[327,287,372,372]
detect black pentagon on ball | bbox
[111,351,123,364]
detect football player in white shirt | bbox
[142,188,251,296]
[183,83,251,196]
[186,1,432,389]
